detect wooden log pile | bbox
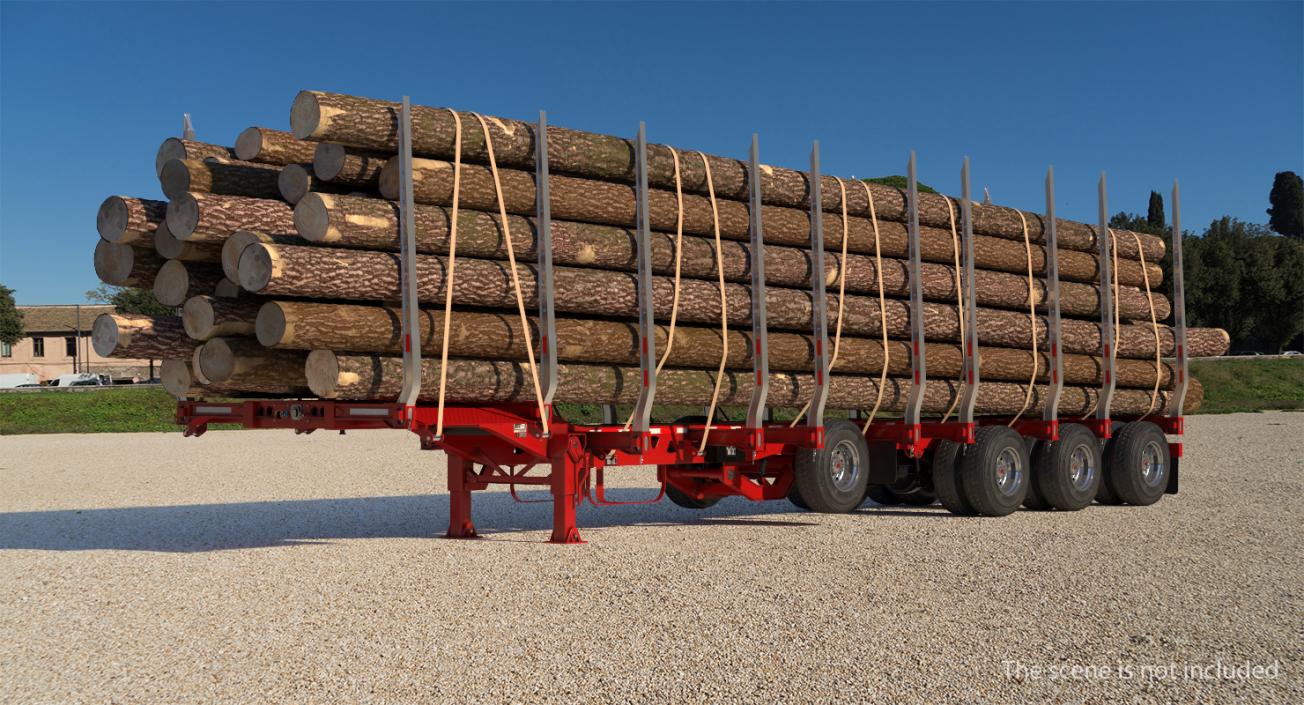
[90,91,1229,416]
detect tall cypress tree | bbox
[1147,191,1165,230]
[1267,171,1304,240]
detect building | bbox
[1,305,155,383]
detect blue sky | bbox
[1,1,1300,304]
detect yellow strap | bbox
[1007,211,1038,426]
[860,181,890,432]
[790,178,851,426]
[698,153,728,453]
[1131,231,1162,415]
[468,113,549,435]
[433,110,463,439]
[940,197,966,422]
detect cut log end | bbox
[377,158,400,200]
[222,231,262,281]
[255,301,289,346]
[90,314,120,357]
[278,164,312,204]
[165,193,200,240]
[234,127,263,161]
[152,221,185,259]
[153,260,193,307]
[293,192,334,241]
[93,239,136,285]
[182,296,216,340]
[305,349,340,397]
[290,91,322,140]
[159,159,191,200]
[237,243,277,292]
[96,196,131,243]
[215,278,241,298]
[154,138,187,177]
[312,143,347,180]
[160,359,195,399]
[197,338,237,383]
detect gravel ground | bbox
[1,412,1300,704]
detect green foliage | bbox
[1188,358,1304,414]
[85,284,175,316]
[1267,171,1303,239]
[0,283,23,346]
[0,387,177,434]
[1147,191,1165,229]
[862,175,938,195]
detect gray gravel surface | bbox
[1,412,1300,704]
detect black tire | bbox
[1031,423,1102,511]
[665,482,721,509]
[960,426,1030,517]
[929,439,975,516]
[894,487,937,506]
[793,419,871,513]
[786,484,810,510]
[1022,436,1050,509]
[865,484,899,506]
[1103,421,1169,506]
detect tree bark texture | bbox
[291,91,1164,261]
[306,352,1201,415]
[277,163,352,205]
[155,138,234,177]
[260,301,1175,388]
[91,314,195,359]
[375,159,1164,287]
[196,337,310,392]
[94,239,165,287]
[153,221,223,262]
[166,193,297,241]
[221,230,297,282]
[160,359,239,399]
[294,195,1167,318]
[96,196,168,245]
[160,157,282,200]
[182,294,262,341]
[153,260,226,307]
[240,244,1224,359]
[312,143,386,188]
[234,127,319,166]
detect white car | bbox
[52,373,109,387]
[0,373,40,389]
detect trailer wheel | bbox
[1103,421,1169,506]
[666,482,721,509]
[793,419,870,512]
[1030,423,1101,511]
[1022,436,1050,510]
[960,426,1029,517]
[929,440,975,516]
[787,486,810,510]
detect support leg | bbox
[445,454,479,539]
[549,450,585,544]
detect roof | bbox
[16,305,117,334]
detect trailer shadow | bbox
[0,490,869,553]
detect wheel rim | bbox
[1067,443,1097,492]
[1140,440,1165,487]
[994,447,1024,496]
[829,440,862,492]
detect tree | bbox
[0,284,23,346]
[1267,171,1303,240]
[85,285,174,316]
[1147,191,1165,230]
[862,175,938,195]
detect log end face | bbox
[237,243,276,293]
[198,337,236,383]
[304,349,340,397]
[255,302,289,346]
[160,359,194,399]
[153,222,185,259]
[93,239,132,285]
[155,137,186,178]
[278,164,312,205]
[158,159,191,201]
[234,127,264,161]
[182,295,216,340]
[96,196,130,243]
[215,278,241,299]
[377,158,399,200]
[166,194,201,240]
[293,193,334,242]
[90,313,120,357]
[290,91,322,140]
[153,259,190,307]
[313,143,347,181]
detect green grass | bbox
[1189,358,1304,414]
[0,387,186,435]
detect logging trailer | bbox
[177,99,1189,544]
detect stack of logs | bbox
[91,90,1230,416]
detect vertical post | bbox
[535,111,558,432]
[903,151,927,426]
[1096,172,1116,422]
[397,97,422,420]
[1041,167,1064,424]
[445,454,477,538]
[1166,179,1189,417]
[629,122,657,435]
[958,158,980,423]
[805,142,830,431]
[549,446,584,544]
[745,134,769,439]
[182,113,195,140]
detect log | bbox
[94,239,165,287]
[221,230,296,282]
[153,260,225,307]
[375,158,1163,287]
[91,313,194,358]
[277,163,352,204]
[96,196,167,245]
[293,195,1167,318]
[291,91,1164,260]
[160,157,282,200]
[312,143,386,188]
[215,278,242,299]
[238,244,1223,359]
[160,358,246,399]
[153,220,223,262]
[305,352,1201,415]
[182,295,262,340]
[234,127,318,165]
[258,301,1175,388]
[196,337,310,393]
[166,193,296,241]
[154,138,234,177]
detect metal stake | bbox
[1042,166,1064,423]
[1096,172,1116,421]
[397,97,422,418]
[1167,179,1189,417]
[805,141,830,429]
[535,111,558,433]
[958,158,980,423]
[629,122,657,434]
[745,134,769,436]
[903,151,926,426]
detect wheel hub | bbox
[1140,441,1165,487]
[829,440,861,493]
[994,447,1024,496]
[1067,443,1096,491]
